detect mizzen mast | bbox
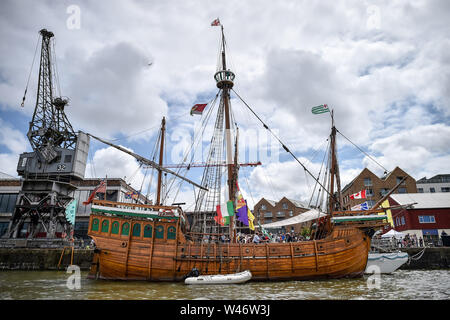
[156,117,166,205]
[325,110,343,233]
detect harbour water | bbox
[0,269,448,300]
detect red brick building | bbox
[342,166,417,210]
[253,197,309,233]
[388,193,450,245]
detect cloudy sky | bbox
[0,0,449,209]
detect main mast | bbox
[214,25,237,242]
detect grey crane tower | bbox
[5,29,90,239]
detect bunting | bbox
[125,191,140,200]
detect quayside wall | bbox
[399,247,450,270]
[0,248,93,271]
[0,247,448,271]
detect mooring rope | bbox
[407,247,426,265]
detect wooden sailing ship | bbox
[87,22,390,281]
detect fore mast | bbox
[214,24,237,242]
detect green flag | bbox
[65,199,77,225]
[258,222,272,240]
[311,104,330,114]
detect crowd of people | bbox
[373,232,445,248]
[238,231,311,244]
[201,231,311,244]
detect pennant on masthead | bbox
[211,18,221,26]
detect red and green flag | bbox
[215,200,234,225]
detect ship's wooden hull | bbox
[87,214,371,281]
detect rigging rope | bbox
[21,33,40,108]
[51,39,62,97]
[336,128,389,175]
[308,139,329,208]
[162,92,220,204]
[231,88,334,200]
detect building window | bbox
[397,176,406,185]
[144,224,153,238]
[0,222,9,237]
[132,223,141,237]
[366,200,375,208]
[0,193,18,214]
[366,189,374,197]
[398,188,407,194]
[380,188,390,196]
[122,222,130,236]
[264,218,272,223]
[264,212,272,218]
[101,220,109,233]
[418,188,424,193]
[64,155,72,163]
[282,203,288,209]
[289,210,293,217]
[277,211,284,217]
[111,221,120,234]
[261,205,267,210]
[91,218,99,232]
[419,215,435,223]
[430,187,435,193]
[364,177,372,186]
[167,226,176,239]
[441,187,450,192]
[106,190,118,201]
[155,225,164,239]
[401,216,405,225]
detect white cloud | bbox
[0,153,20,177]
[0,118,28,155]
[365,123,450,179]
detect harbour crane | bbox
[6,29,90,239]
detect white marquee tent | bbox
[381,229,405,239]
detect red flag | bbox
[214,215,224,226]
[214,204,224,226]
[349,189,366,200]
[211,18,221,26]
[190,103,207,116]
